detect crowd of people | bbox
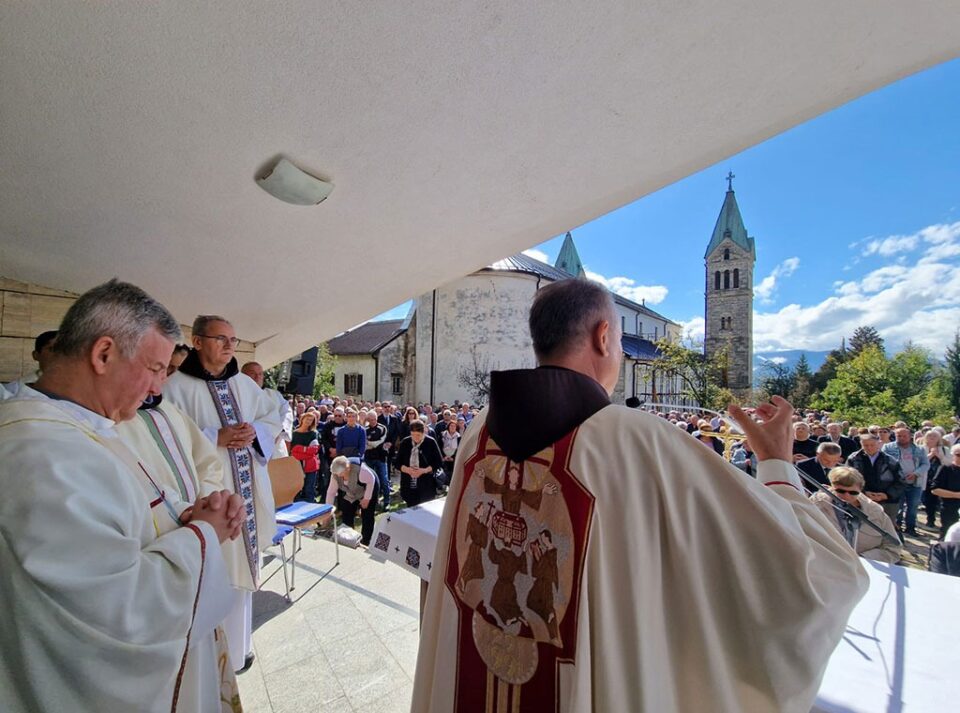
[278,393,479,523]
[636,405,960,566]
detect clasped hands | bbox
[181,489,245,543]
[217,423,255,449]
[402,465,432,479]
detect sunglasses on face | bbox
[834,487,861,496]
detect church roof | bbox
[704,188,755,259]
[484,252,678,326]
[554,232,585,276]
[621,334,662,361]
[327,319,405,355]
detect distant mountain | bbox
[753,350,830,376]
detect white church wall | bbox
[418,272,539,405]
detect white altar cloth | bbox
[368,497,446,581]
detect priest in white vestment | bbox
[413,279,868,713]
[165,316,283,672]
[117,393,242,712]
[0,280,242,713]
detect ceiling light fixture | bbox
[256,157,333,205]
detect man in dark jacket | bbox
[797,442,843,494]
[846,432,906,523]
[819,422,857,459]
[319,407,346,502]
[365,411,391,510]
[394,420,443,506]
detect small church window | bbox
[723,248,730,260]
[723,270,730,289]
[714,271,721,290]
[391,373,403,395]
[621,316,626,333]
[733,268,739,288]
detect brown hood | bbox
[486,366,611,462]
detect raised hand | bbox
[728,396,794,463]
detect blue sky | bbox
[377,57,960,356]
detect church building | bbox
[703,174,755,394]
[328,232,683,406]
[328,178,757,406]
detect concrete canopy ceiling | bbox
[1,3,958,365]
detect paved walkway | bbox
[237,535,420,713]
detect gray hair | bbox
[192,314,232,336]
[529,278,615,360]
[53,279,181,358]
[817,442,842,457]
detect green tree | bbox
[902,376,954,425]
[810,345,848,393]
[652,339,734,410]
[813,346,898,424]
[757,359,795,400]
[887,343,935,403]
[312,343,337,398]
[788,353,814,410]
[848,325,884,356]
[814,343,950,426]
[944,330,960,418]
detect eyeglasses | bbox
[834,487,861,496]
[196,334,240,347]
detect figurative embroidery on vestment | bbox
[207,380,259,586]
[443,426,595,712]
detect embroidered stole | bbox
[206,380,260,587]
[138,408,199,503]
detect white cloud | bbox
[584,269,668,305]
[864,235,918,257]
[769,356,787,365]
[754,220,960,354]
[754,257,800,304]
[679,316,705,342]
[522,248,549,263]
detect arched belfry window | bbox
[723,248,730,260]
[723,270,730,289]
[714,271,721,290]
[733,268,740,288]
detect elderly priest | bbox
[0,280,243,713]
[413,278,868,713]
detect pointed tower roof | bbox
[555,231,585,276]
[704,173,755,259]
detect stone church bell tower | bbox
[704,173,755,393]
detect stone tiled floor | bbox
[238,535,420,713]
